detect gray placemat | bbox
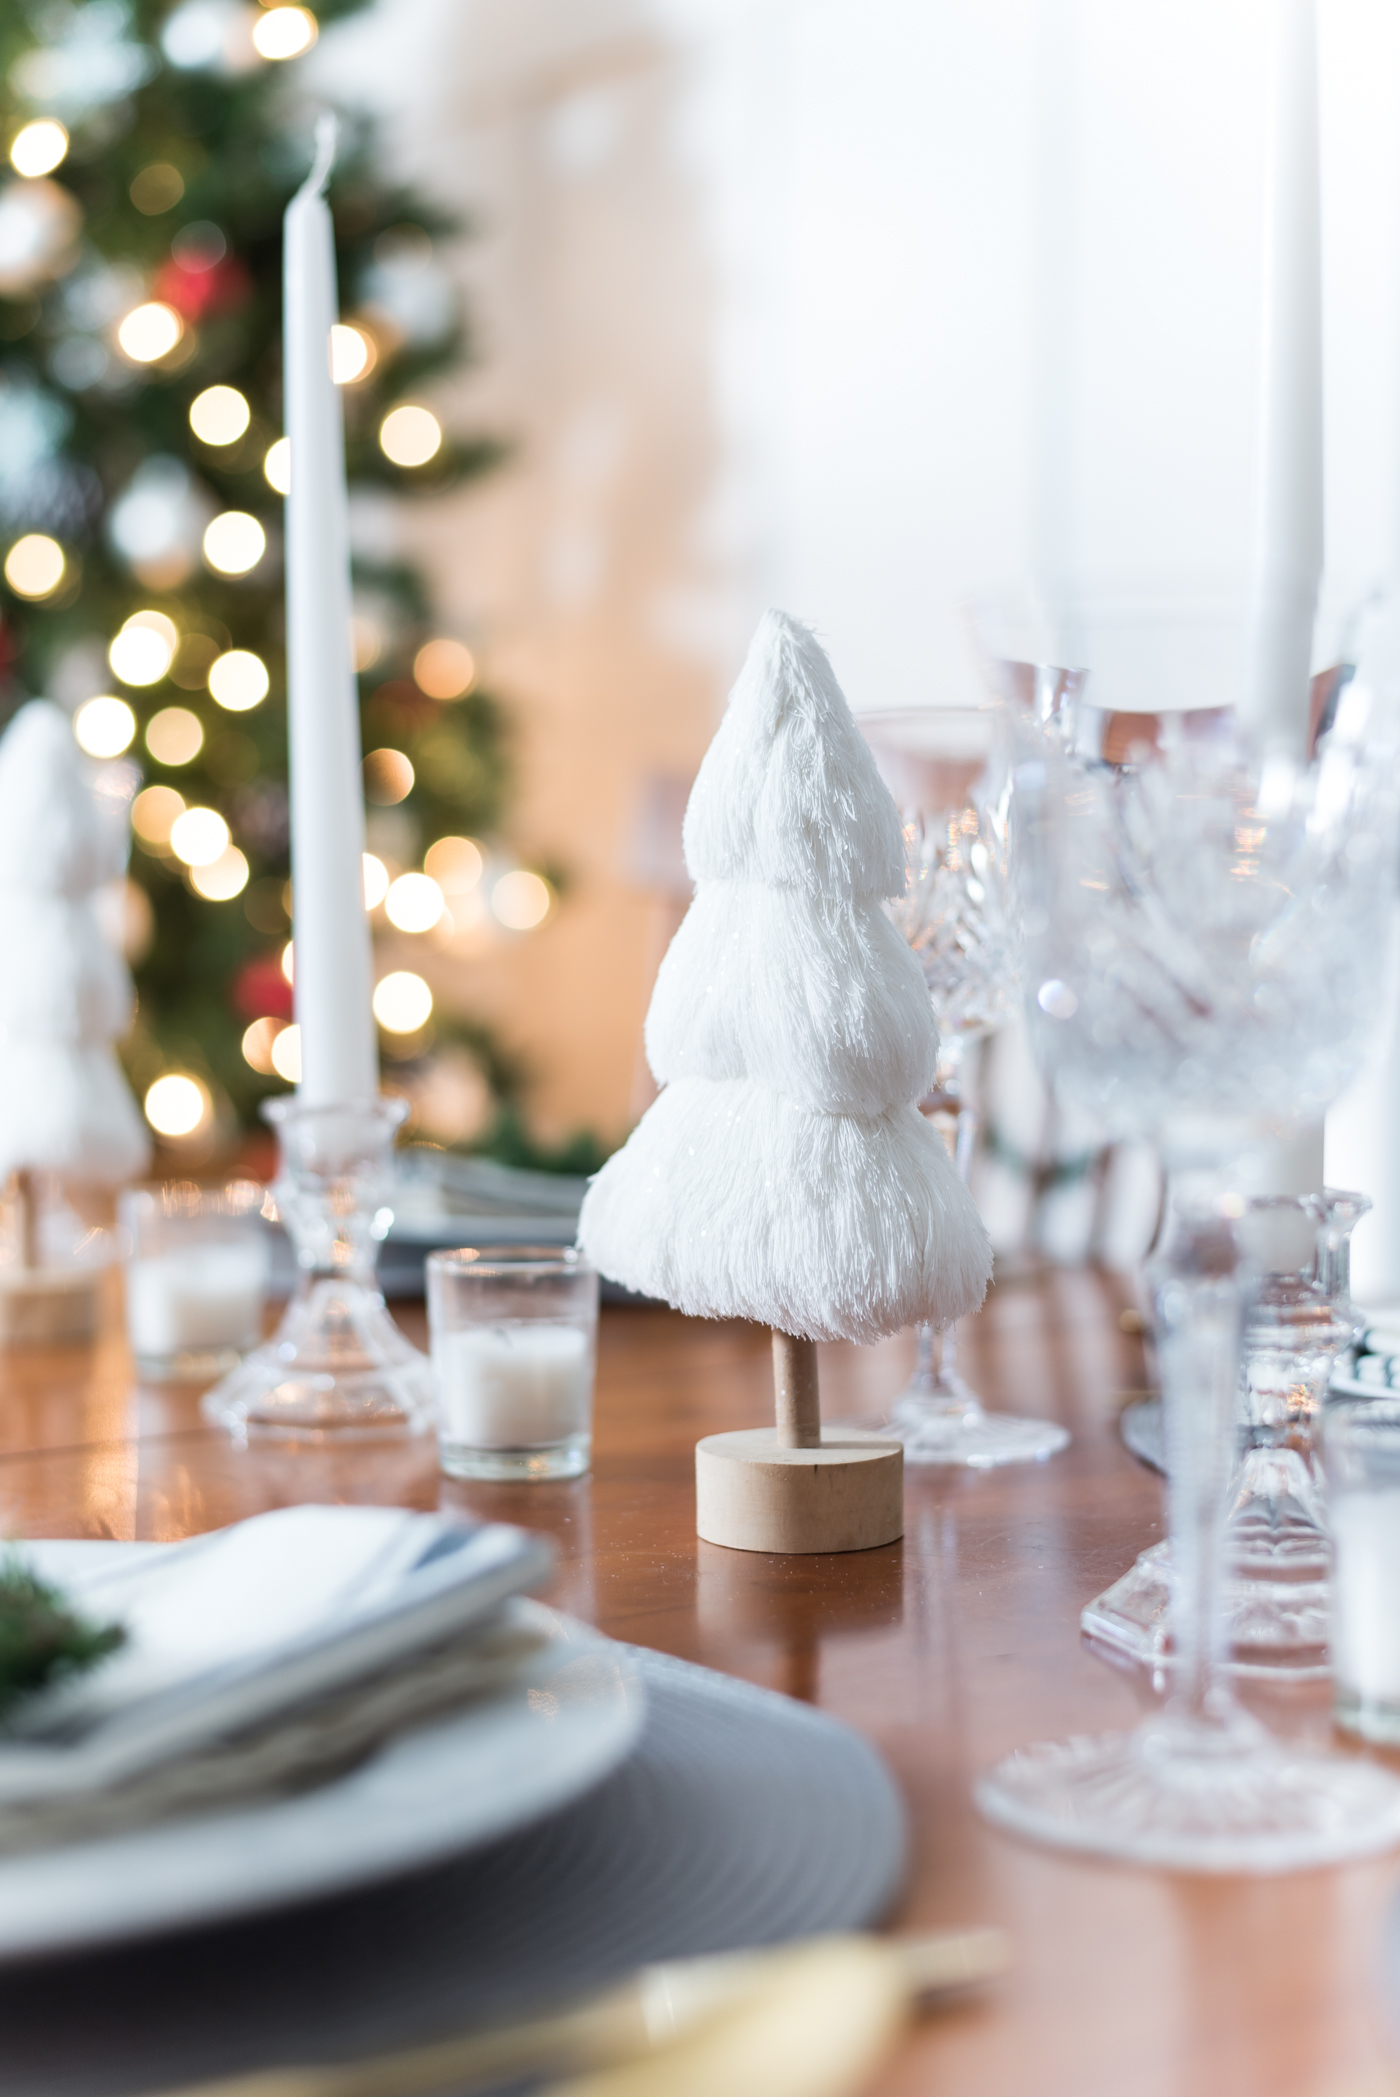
[1120,1394,1165,1474]
[1,1645,907,2097]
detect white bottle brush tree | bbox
[581,611,992,1542]
[0,702,149,1280]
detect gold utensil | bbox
[148,1927,1009,2097]
[545,1934,911,2097]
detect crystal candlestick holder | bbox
[201,1096,435,1441]
[1081,1187,1367,1676]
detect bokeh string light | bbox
[384,872,445,934]
[263,437,291,495]
[330,324,375,384]
[424,836,483,892]
[208,649,269,710]
[379,405,441,468]
[373,971,433,1033]
[241,1016,281,1075]
[189,385,250,445]
[269,1023,302,1083]
[362,853,390,909]
[413,638,475,699]
[169,807,230,868]
[190,845,249,901]
[363,748,414,804]
[117,302,183,364]
[145,707,204,766]
[10,119,68,178]
[74,697,136,759]
[492,870,552,931]
[203,512,266,576]
[129,161,183,214]
[252,6,318,60]
[3,534,65,599]
[144,1072,209,1139]
[131,785,185,848]
[110,611,177,686]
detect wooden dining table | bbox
[3,1260,1398,2097]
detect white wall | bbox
[315,0,1400,1138]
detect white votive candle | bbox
[127,1244,268,1363]
[434,1323,593,1451]
[1331,1490,1400,1738]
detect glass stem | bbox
[1150,1191,1247,1725]
[914,1037,978,1396]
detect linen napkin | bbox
[0,1506,552,1824]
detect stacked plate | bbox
[2,1514,907,2095]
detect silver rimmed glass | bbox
[858,708,1067,1468]
[973,586,1400,1871]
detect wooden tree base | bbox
[0,1266,101,1347]
[695,1428,904,1555]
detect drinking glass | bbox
[973,587,1400,1870]
[859,708,1067,1467]
[1325,1397,1400,1745]
[428,1246,598,1481]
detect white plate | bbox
[0,1557,644,1962]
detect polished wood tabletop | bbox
[3,1265,1398,2097]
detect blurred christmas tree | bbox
[0,0,553,1158]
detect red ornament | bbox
[154,253,253,322]
[232,955,293,1022]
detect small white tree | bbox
[581,610,991,1351]
[0,702,149,1272]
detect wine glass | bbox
[858,709,1068,1467]
[973,587,1400,1870]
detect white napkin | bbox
[0,1506,552,1805]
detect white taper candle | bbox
[283,117,378,1106]
[1245,0,1323,754]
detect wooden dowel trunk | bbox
[694,1326,904,1556]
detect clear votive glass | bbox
[121,1181,271,1382]
[1325,1398,1400,1745]
[427,1246,598,1481]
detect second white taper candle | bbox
[282,118,378,1106]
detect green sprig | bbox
[0,1560,126,1723]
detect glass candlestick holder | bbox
[201,1096,435,1442]
[1081,1186,1367,1676]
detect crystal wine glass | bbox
[858,709,1068,1467]
[973,587,1400,1870]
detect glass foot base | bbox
[1081,1542,1330,1679]
[439,1434,591,1482]
[889,1385,1070,1469]
[977,1721,1400,1871]
[136,1344,245,1385]
[1226,1442,1331,1576]
[202,1277,435,1442]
